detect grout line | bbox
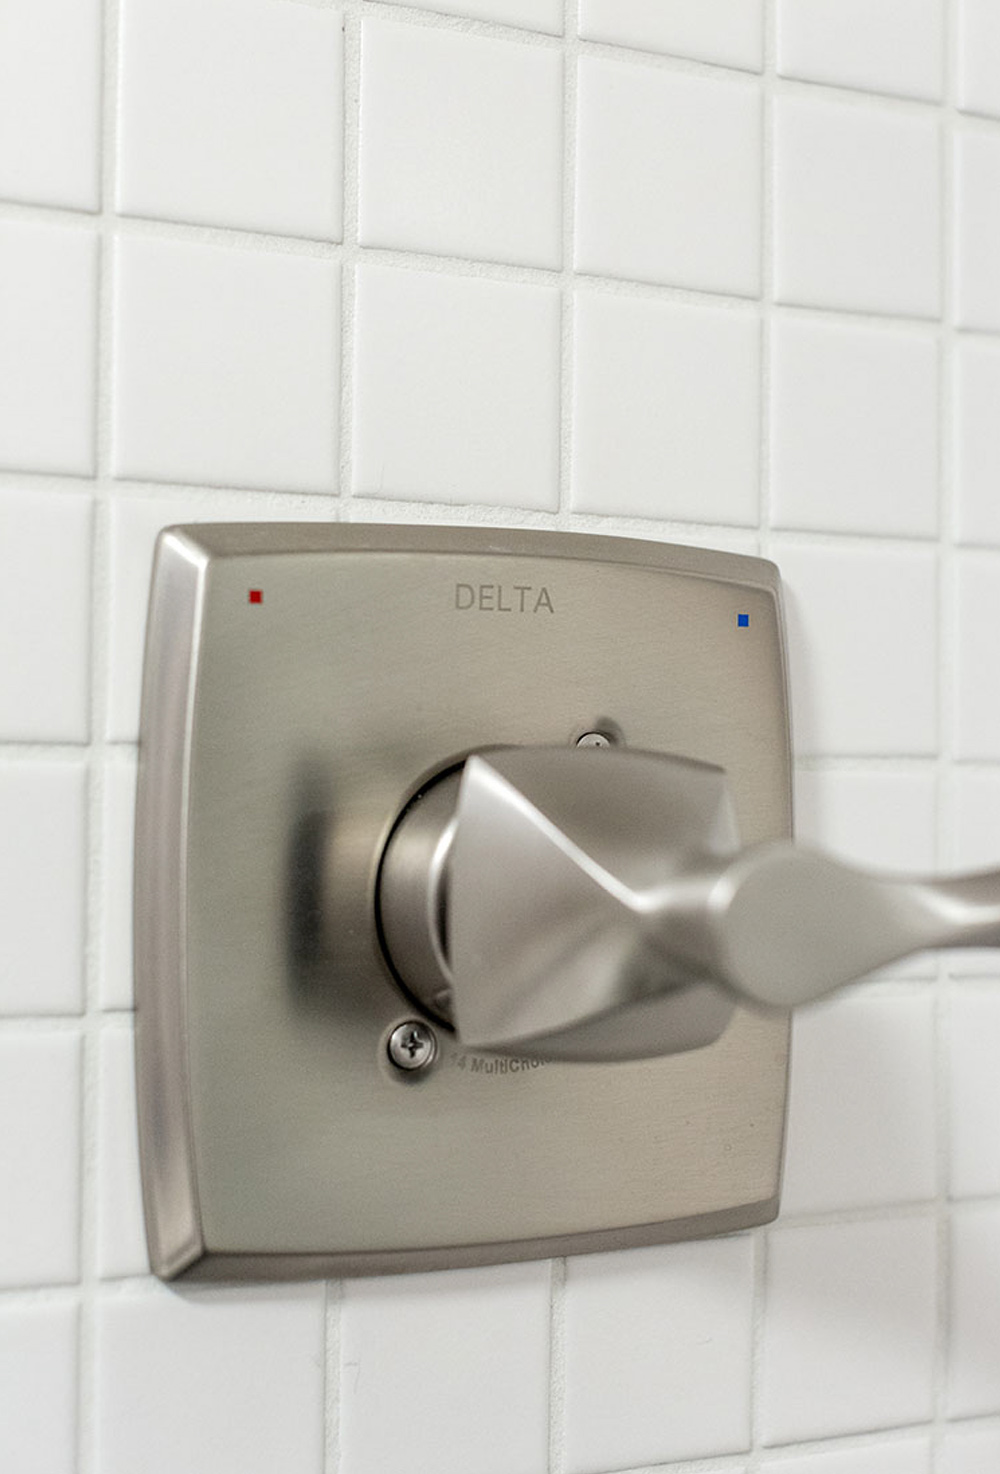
[748,1225,768,1470]
[0,1013,133,1033]
[548,1255,567,1474]
[748,6,777,1462]
[76,2,123,1469]
[930,1,959,1466]
[8,189,999,336]
[556,0,578,522]
[324,1278,343,1474]
[337,4,362,507]
[324,8,362,1467]
[757,0,775,561]
[548,9,576,1465]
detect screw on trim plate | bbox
[576,731,613,748]
[387,1020,438,1073]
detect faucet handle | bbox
[447,747,743,1061]
[380,746,1000,1063]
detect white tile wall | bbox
[762,1439,932,1474]
[563,1236,755,1470]
[0,490,92,741]
[770,316,939,538]
[100,753,137,1010]
[954,551,1000,760]
[378,0,563,34]
[781,993,937,1214]
[949,1203,1000,1418]
[579,0,764,72]
[112,236,340,492]
[0,1300,78,1474]
[2,0,1000,1469]
[949,988,1000,1198]
[0,1033,81,1288]
[353,263,560,507]
[0,222,98,476]
[96,1027,148,1279]
[774,94,941,318]
[940,1423,1000,1473]
[958,0,1000,118]
[761,1217,937,1443]
[118,0,345,240]
[777,0,944,102]
[96,1283,326,1474]
[575,56,762,294]
[774,541,937,756]
[954,125,1000,330]
[359,19,562,267]
[0,761,87,1015]
[955,335,1000,544]
[0,0,102,211]
[572,291,760,523]
[340,1262,550,1474]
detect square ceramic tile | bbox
[954,552,1000,760]
[112,236,339,492]
[571,292,759,524]
[575,57,761,295]
[579,0,763,71]
[949,1203,1000,1417]
[761,1217,937,1443]
[0,1033,81,1287]
[781,993,936,1214]
[0,762,86,1015]
[794,769,937,872]
[341,1262,550,1474]
[761,1438,931,1474]
[563,1237,754,1471]
[777,0,943,101]
[97,1283,325,1474]
[378,0,562,32]
[958,0,1000,118]
[774,95,941,318]
[101,755,137,1010]
[956,336,1000,546]
[950,990,1000,1198]
[0,1300,78,1474]
[0,222,98,475]
[96,1027,148,1278]
[352,264,560,509]
[770,316,939,538]
[773,542,937,757]
[952,770,1000,871]
[0,0,101,209]
[940,1424,1000,1473]
[955,127,1000,331]
[0,491,92,742]
[360,19,561,268]
[107,494,337,742]
[119,0,343,239]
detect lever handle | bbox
[379,747,1000,1062]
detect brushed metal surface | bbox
[380,748,742,1059]
[135,524,793,1280]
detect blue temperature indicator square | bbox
[737,613,749,628]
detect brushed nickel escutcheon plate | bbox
[135,524,792,1281]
